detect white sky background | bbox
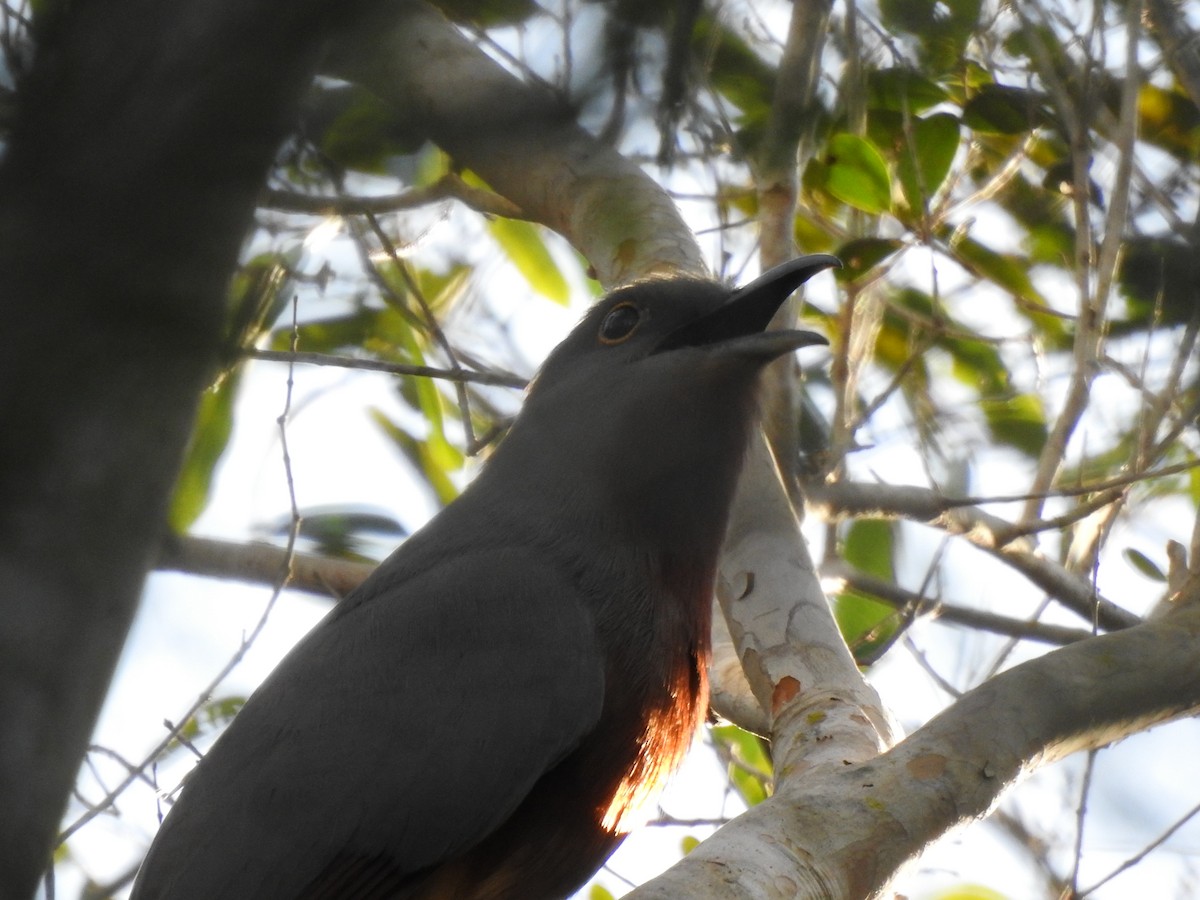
[46,2,1200,897]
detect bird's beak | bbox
[655,254,839,358]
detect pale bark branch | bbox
[322,0,707,287]
[632,602,1200,899]
[157,535,371,601]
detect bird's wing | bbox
[132,546,606,900]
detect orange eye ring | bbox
[598,302,642,345]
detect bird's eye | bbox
[599,303,641,345]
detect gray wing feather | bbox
[132,546,605,899]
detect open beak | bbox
[655,254,839,356]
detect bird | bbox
[130,255,838,900]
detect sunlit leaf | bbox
[710,724,771,807]
[844,519,895,580]
[933,885,1010,900]
[371,409,463,507]
[488,218,570,304]
[168,369,241,532]
[1137,83,1200,160]
[980,392,1047,456]
[821,133,892,214]
[897,113,961,210]
[835,520,899,656]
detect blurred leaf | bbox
[980,392,1047,456]
[820,133,892,214]
[836,520,898,654]
[272,305,405,355]
[711,724,771,807]
[1125,548,1167,582]
[226,252,294,352]
[276,507,407,559]
[696,15,775,123]
[963,84,1046,134]
[945,334,1008,396]
[933,885,1010,900]
[1116,237,1199,332]
[588,886,616,900]
[488,218,570,304]
[834,238,902,282]
[950,236,1051,309]
[168,696,246,753]
[371,409,463,506]
[438,0,538,26]
[680,835,701,855]
[897,113,960,210]
[169,368,241,533]
[320,88,423,173]
[1137,83,1200,160]
[867,68,948,113]
[879,0,981,71]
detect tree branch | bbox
[808,480,1140,630]
[0,1,356,890]
[632,602,1200,898]
[322,0,707,286]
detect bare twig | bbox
[246,348,526,389]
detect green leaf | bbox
[834,238,903,283]
[834,589,898,656]
[319,89,423,173]
[836,520,899,655]
[897,114,960,210]
[844,519,894,580]
[371,409,463,507]
[950,237,1047,307]
[878,0,981,71]
[587,886,616,900]
[963,84,1046,135]
[867,68,948,113]
[695,15,776,122]
[168,369,241,532]
[710,724,772,807]
[487,218,570,304]
[1137,83,1200,160]
[821,133,893,214]
[290,508,407,559]
[680,835,701,855]
[932,885,1010,900]
[437,0,539,26]
[1125,548,1167,582]
[980,392,1047,456]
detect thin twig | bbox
[57,301,308,847]
[246,348,526,389]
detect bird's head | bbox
[527,254,838,399]
[488,255,838,547]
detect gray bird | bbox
[131,255,837,900]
